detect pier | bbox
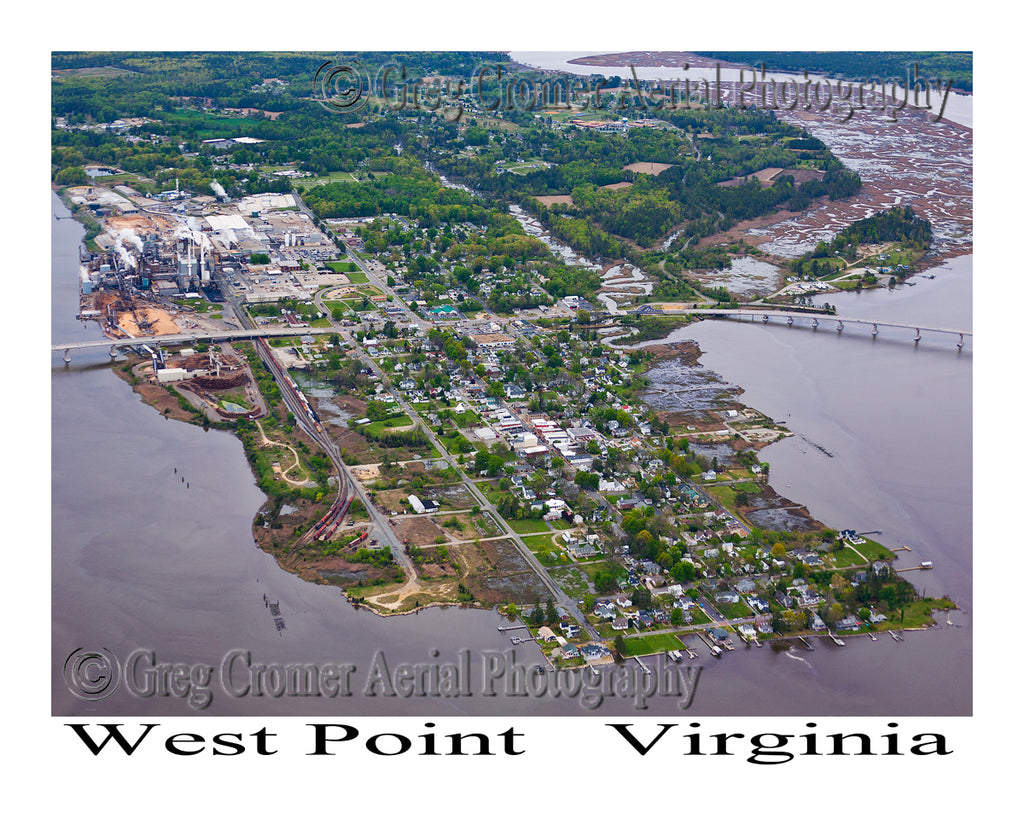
[894,562,933,573]
[677,638,699,660]
[695,631,716,650]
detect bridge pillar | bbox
[109,345,118,359]
[872,323,878,336]
[836,320,844,333]
[762,315,769,324]
[957,333,964,349]
[787,316,794,326]
[63,348,70,364]
[914,328,921,342]
[812,318,819,329]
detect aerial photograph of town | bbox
[50,48,973,722]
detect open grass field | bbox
[619,632,686,657]
[508,517,552,535]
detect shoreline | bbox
[92,236,963,629]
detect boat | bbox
[710,645,723,657]
[667,649,683,662]
[919,561,933,569]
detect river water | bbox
[53,174,971,716]
[508,51,973,128]
[639,256,972,713]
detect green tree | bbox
[366,400,389,422]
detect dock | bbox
[497,624,529,632]
[634,656,651,675]
[798,636,815,650]
[695,631,716,650]
[895,562,933,573]
[677,638,699,660]
[828,632,845,646]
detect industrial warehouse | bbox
[68,179,361,343]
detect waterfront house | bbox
[709,628,732,646]
[835,615,864,631]
[580,643,612,662]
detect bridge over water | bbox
[637,306,972,348]
[52,326,339,361]
[52,307,973,362]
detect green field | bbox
[363,414,413,435]
[688,607,712,626]
[886,597,956,629]
[831,546,870,568]
[619,633,686,657]
[862,538,895,561]
[508,517,551,535]
[717,600,753,619]
[521,533,560,552]
[173,298,216,313]
[324,264,369,284]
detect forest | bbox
[692,51,973,92]
[790,207,932,278]
[51,51,871,298]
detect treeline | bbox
[424,108,860,251]
[691,51,973,92]
[358,424,431,450]
[52,51,509,118]
[301,157,487,222]
[831,205,932,248]
[791,206,932,276]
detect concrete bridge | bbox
[637,306,972,348]
[52,326,339,361]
